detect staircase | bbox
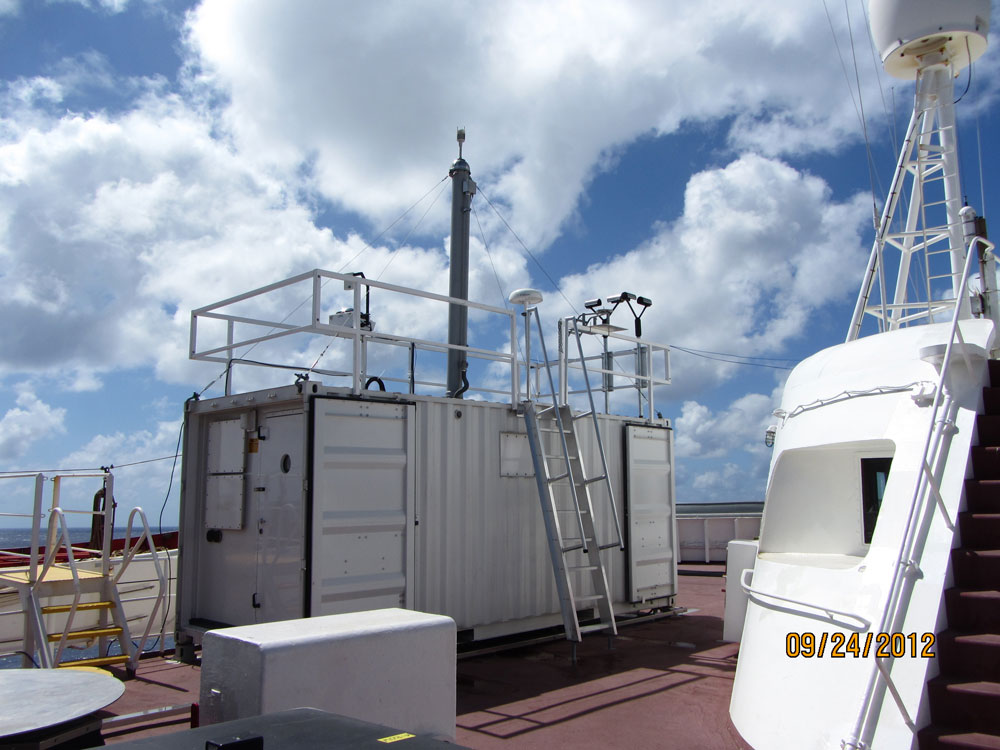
[919,359,1000,749]
[0,555,138,672]
[520,308,623,647]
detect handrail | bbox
[115,507,168,658]
[557,316,671,416]
[35,507,83,667]
[190,267,521,403]
[528,307,589,551]
[569,317,625,551]
[844,235,996,749]
[739,568,871,631]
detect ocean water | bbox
[0,527,178,549]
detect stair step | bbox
[985,388,1000,417]
[574,594,606,603]
[972,447,1000,480]
[966,480,1000,515]
[946,589,1000,631]
[918,727,1000,750]
[41,601,115,615]
[579,623,612,634]
[47,626,123,642]
[953,549,1000,589]
[960,513,1000,550]
[57,654,130,669]
[979,415,1000,447]
[928,679,1000,734]
[939,631,1000,681]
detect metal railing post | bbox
[29,473,44,584]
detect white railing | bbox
[844,235,996,749]
[0,471,169,668]
[116,507,168,660]
[739,569,871,631]
[189,268,521,402]
[556,317,671,417]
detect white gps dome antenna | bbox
[869,0,990,79]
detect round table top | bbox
[0,668,125,737]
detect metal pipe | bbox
[447,130,477,397]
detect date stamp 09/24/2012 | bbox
[785,632,936,659]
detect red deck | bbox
[91,564,749,748]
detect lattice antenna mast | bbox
[847,0,991,341]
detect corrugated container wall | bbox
[175,381,676,649]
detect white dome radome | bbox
[869,0,989,79]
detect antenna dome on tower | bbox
[869,0,989,79]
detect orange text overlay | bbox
[785,632,935,659]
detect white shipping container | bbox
[175,381,677,652]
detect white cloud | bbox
[58,418,184,526]
[0,0,19,16]
[555,153,870,395]
[182,0,889,250]
[0,386,67,461]
[674,394,775,460]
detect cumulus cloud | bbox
[0,386,67,461]
[182,0,888,249]
[57,418,184,524]
[555,153,870,395]
[674,394,775,460]
[5,0,979,500]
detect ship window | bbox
[861,457,892,544]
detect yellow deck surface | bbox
[0,565,104,585]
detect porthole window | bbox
[280,454,292,473]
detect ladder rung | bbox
[539,427,570,434]
[568,565,598,572]
[580,623,612,634]
[572,410,593,421]
[599,541,624,551]
[547,472,570,483]
[536,405,556,417]
[574,594,607,603]
[48,626,122,642]
[561,543,585,553]
[556,508,589,514]
[42,601,114,615]
[57,655,129,669]
[583,474,606,485]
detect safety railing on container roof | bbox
[189,268,521,403]
[844,235,997,750]
[556,316,671,417]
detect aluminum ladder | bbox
[521,308,625,646]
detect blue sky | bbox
[1,0,999,528]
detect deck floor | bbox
[92,564,749,748]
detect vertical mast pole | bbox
[447,129,477,397]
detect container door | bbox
[250,411,306,622]
[310,398,415,615]
[195,408,305,627]
[625,424,677,602]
